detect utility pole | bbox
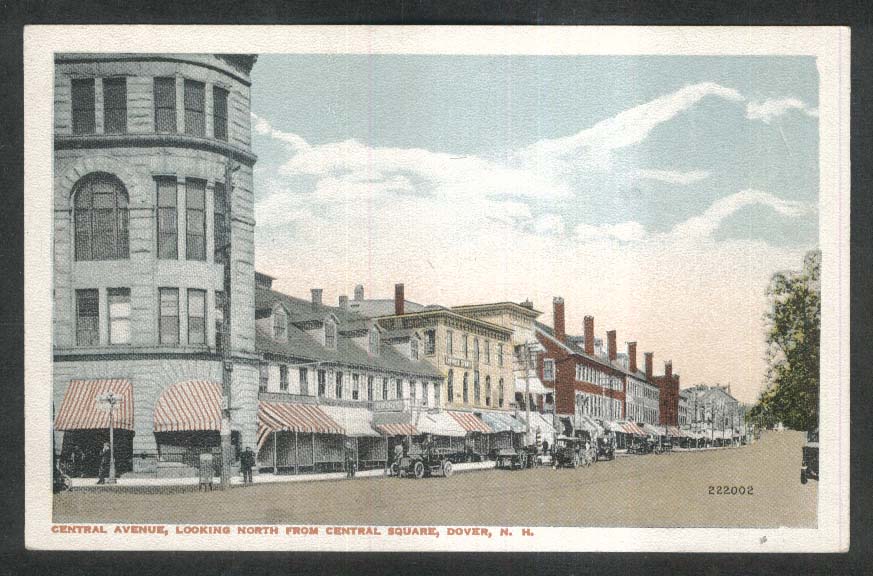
[220,159,239,490]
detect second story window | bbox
[259,364,269,393]
[352,374,360,400]
[462,372,469,404]
[213,181,227,264]
[183,79,205,137]
[410,380,417,403]
[498,343,504,367]
[159,288,179,345]
[187,289,206,345]
[317,370,326,396]
[424,329,436,355]
[214,290,224,349]
[543,359,556,381]
[185,179,206,261]
[212,86,228,141]
[102,77,127,134]
[462,335,469,359]
[153,77,177,133]
[485,375,491,406]
[498,378,504,408]
[484,340,490,364]
[107,288,130,345]
[473,371,480,404]
[367,376,374,401]
[156,177,178,259]
[299,367,309,395]
[272,307,287,340]
[422,382,429,406]
[446,330,453,356]
[75,289,99,346]
[71,78,95,134]
[279,365,288,391]
[335,371,343,399]
[381,377,389,401]
[446,370,454,403]
[410,338,419,360]
[324,320,336,349]
[473,338,480,363]
[74,173,129,261]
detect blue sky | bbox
[248,55,819,402]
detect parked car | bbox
[801,428,819,484]
[552,436,583,469]
[392,444,454,479]
[596,436,615,461]
[494,447,530,470]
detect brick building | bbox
[653,361,681,427]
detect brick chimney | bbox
[665,360,673,381]
[644,352,653,380]
[583,316,594,355]
[607,330,617,361]
[354,284,364,301]
[310,288,323,310]
[394,283,405,315]
[627,342,638,373]
[338,295,348,309]
[553,297,565,342]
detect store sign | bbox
[444,356,471,369]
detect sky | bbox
[248,55,819,404]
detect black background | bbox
[2,1,871,574]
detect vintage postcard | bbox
[24,26,849,552]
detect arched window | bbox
[446,370,454,403]
[74,173,129,261]
[462,372,469,404]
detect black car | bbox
[391,444,454,479]
[596,437,615,461]
[801,428,819,484]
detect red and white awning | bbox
[620,421,647,437]
[55,379,134,431]
[448,411,492,434]
[257,401,345,452]
[375,423,419,436]
[153,380,222,432]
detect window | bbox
[186,179,206,261]
[183,79,205,137]
[273,307,287,340]
[381,377,389,401]
[433,382,441,408]
[74,173,129,261]
[446,330,453,356]
[424,329,436,355]
[106,288,131,345]
[159,288,179,344]
[317,370,327,396]
[473,371,480,404]
[102,77,127,134]
[212,86,228,141]
[484,340,490,364]
[214,290,224,349]
[324,320,336,349]
[335,371,343,399]
[75,289,99,346]
[279,365,289,391]
[393,378,401,400]
[497,343,504,367]
[422,382,429,406]
[71,78,95,134]
[154,77,177,133]
[498,378,504,408]
[187,289,206,345]
[155,177,178,259]
[473,338,480,363]
[259,364,269,393]
[462,372,469,404]
[543,359,556,381]
[462,335,469,359]
[369,330,379,355]
[367,376,374,401]
[299,367,309,395]
[410,380,417,403]
[410,338,419,360]
[485,376,491,406]
[446,370,453,404]
[352,374,360,400]
[213,181,228,264]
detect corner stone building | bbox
[52,54,258,477]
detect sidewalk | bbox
[69,460,497,489]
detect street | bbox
[53,431,816,528]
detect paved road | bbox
[53,431,816,527]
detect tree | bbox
[748,250,820,431]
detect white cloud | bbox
[637,169,710,185]
[533,214,566,236]
[745,98,818,123]
[574,221,648,244]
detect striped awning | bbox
[375,423,419,436]
[416,411,467,437]
[480,411,526,433]
[154,380,222,432]
[621,421,647,436]
[666,426,684,437]
[641,423,662,437]
[257,402,345,453]
[448,411,492,434]
[55,379,134,431]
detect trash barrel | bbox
[199,452,214,490]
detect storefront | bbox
[415,411,467,454]
[320,405,386,470]
[479,411,526,454]
[448,411,492,459]
[256,401,346,474]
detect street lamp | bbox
[96,391,122,484]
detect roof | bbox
[535,321,651,381]
[377,308,513,337]
[255,287,441,379]
[450,302,543,318]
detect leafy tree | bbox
[748,250,820,431]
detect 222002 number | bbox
[708,485,753,495]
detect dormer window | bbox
[324,319,337,349]
[369,329,380,355]
[410,337,419,360]
[273,307,287,340]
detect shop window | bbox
[102,77,127,134]
[213,181,228,264]
[75,289,99,346]
[107,288,130,345]
[212,86,228,141]
[153,77,177,133]
[185,179,206,261]
[183,79,205,137]
[74,173,129,261]
[279,365,288,392]
[159,288,179,345]
[71,78,95,134]
[156,177,178,259]
[187,289,206,345]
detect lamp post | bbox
[97,391,122,484]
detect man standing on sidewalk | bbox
[96,442,110,485]
[240,447,255,485]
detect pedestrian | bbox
[96,442,110,485]
[240,446,255,485]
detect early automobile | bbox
[552,435,583,469]
[391,443,454,479]
[800,428,819,484]
[495,447,528,470]
[596,436,615,461]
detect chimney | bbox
[607,330,617,361]
[354,284,364,301]
[338,295,348,309]
[553,297,565,342]
[628,342,638,373]
[394,283,405,316]
[665,360,673,381]
[583,316,594,355]
[310,288,323,310]
[644,352,654,380]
